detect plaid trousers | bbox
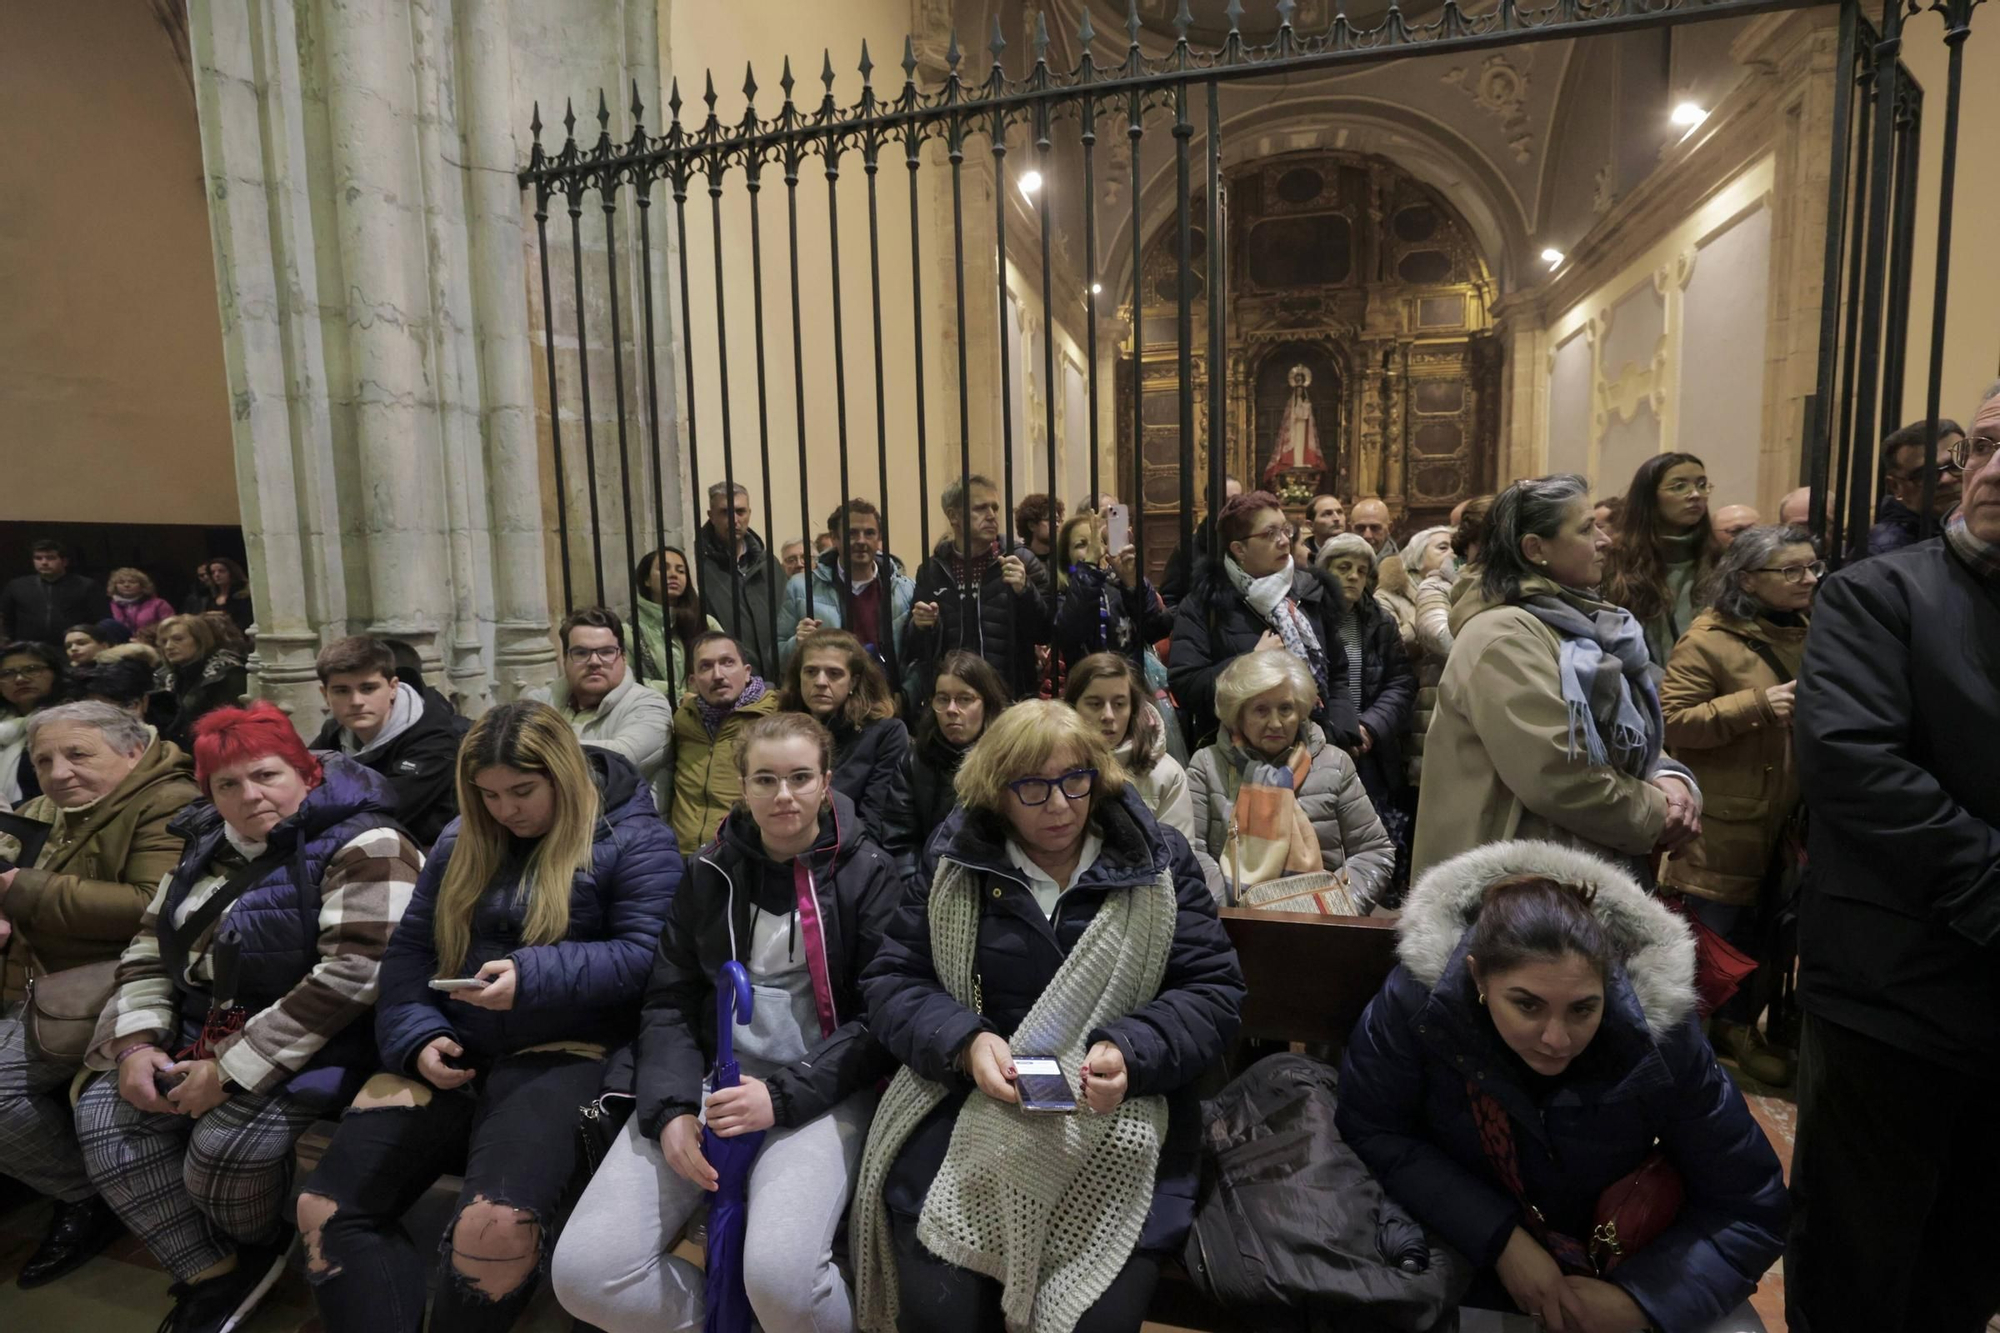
[75,1070,319,1282]
[0,1007,94,1202]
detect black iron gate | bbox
[521,0,1977,671]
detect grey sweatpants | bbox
[552,1089,875,1333]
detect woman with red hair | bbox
[72,702,423,1333]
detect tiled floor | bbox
[0,1067,1819,1333]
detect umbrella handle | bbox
[716,961,754,1068]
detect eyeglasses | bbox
[1945,436,2000,472]
[1753,560,1827,584]
[1006,767,1097,806]
[565,646,623,664]
[0,665,54,682]
[744,770,824,798]
[1658,479,1715,498]
[1248,523,1291,544]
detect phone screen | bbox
[1104,503,1131,555]
[428,977,491,991]
[1013,1057,1077,1114]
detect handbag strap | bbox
[158,848,288,1001]
[1736,633,1794,686]
[1464,1079,1594,1276]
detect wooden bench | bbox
[1145,909,1402,1332]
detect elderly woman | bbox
[1185,650,1395,911]
[1170,490,1357,751]
[0,702,199,1288]
[1338,841,1787,1332]
[156,614,247,752]
[2,640,69,806]
[107,567,177,641]
[1414,474,1703,882]
[853,701,1244,1333]
[1415,496,1493,669]
[1658,524,1820,1086]
[75,703,421,1333]
[1316,534,1417,835]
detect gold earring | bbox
[1478,991,1487,1005]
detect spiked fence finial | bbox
[1175,0,1193,38]
[781,55,796,102]
[702,71,717,116]
[902,34,918,82]
[821,48,836,91]
[1226,0,1245,32]
[629,78,645,122]
[530,100,543,138]
[990,13,1007,64]
[1277,0,1297,28]
[947,27,962,71]
[667,77,683,122]
[1127,0,1143,46]
[1079,7,1097,46]
[860,39,874,83]
[743,61,757,102]
[1034,10,1050,63]
[562,97,576,138]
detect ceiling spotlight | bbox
[1090,282,1103,294]
[1671,102,1708,129]
[1018,170,1044,198]
[1541,247,1565,268]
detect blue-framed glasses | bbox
[1006,767,1097,806]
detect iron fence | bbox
[519,0,1963,677]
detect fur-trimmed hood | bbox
[1396,839,1697,1038]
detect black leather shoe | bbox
[17,1195,122,1289]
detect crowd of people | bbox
[0,390,1996,1333]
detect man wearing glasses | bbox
[529,607,674,805]
[1863,416,1965,558]
[1786,384,2000,1332]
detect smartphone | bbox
[1104,503,1131,555]
[1012,1057,1079,1114]
[428,977,491,991]
[154,1066,188,1096]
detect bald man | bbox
[1349,497,1398,557]
[1712,504,1761,546]
[1777,486,1814,529]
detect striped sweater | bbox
[92,823,423,1095]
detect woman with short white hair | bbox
[0,701,200,1288]
[1185,649,1395,910]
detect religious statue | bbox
[1263,364,1328,502]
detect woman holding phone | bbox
[554,712,898,1332]
[851,701,1244,1333]
[294,701,678,1333]
[1052,512,1174,678]
[75,703,420,1333]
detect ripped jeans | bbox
[296,1050,604,1333]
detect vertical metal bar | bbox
[904,55,934,560]
[631,86,671,683]
[783,70,816,623]
[1880,79,1922,436]
[1128,81,1146,564]
[951,92,974,572]
[564,108,607,605]
[705,144,746,642]
[1918,0,1977,537]
[530,106,575,611]
[1844,2,1904,561]
[824,77,856,604]
[1205,80,1225,559]
[862,60,894,603]
[596,96,640,657]
[992,92,1016,543]
[744,136,782,666]
[1081,74,1102,517]
[1830,41,1876,562]
[1805,0,1859,551]
[1172,82,1195,563]
[1034,34,1060,609]
[667,86,706,618]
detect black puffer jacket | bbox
[312,683,467,849]
[164,651,248,752]
[1348,595,1418,814]
[1053,561,1175,677]
[828,713,910,847]
[635,790,898,1136]
[1168,557,1358,750]
[864,785,1245,1253]
[882,728,970,882]
[906,539,1055,701]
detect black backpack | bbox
[1182,1054,1471,1332]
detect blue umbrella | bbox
[704,960,765,1333]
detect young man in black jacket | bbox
[310,635,466,847]
[1785,383,2000,1333]
[905,473,1055,702]
[0,539,109,648]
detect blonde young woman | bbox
[295,700,679,1333]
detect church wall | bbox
[0,1,235,526]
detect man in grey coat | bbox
[694,481,782,675]
[528,607,674,807]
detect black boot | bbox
[18,1194,122,1288]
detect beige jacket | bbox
[1411,574,1673,879]
[1657,609,1808,905]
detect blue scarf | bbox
[1516,590,1663,779]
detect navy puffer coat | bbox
[827,713,910,847]
[1335,841,1787,1333]
[374,748,681,1079]
[863,784,1245,1254]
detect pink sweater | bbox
[111,596,176,635]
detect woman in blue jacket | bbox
[1336,840,1786,1333]
[296,700,679,1333]
[850,701,1244,1333]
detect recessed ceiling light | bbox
[1541,247,1565,268]
[1018,170,1044,198]
[1090,282,1103,295]
[1671,102,1708,128]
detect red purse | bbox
[1660,893,1759,1018]
[1467,1081,1684,1275]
